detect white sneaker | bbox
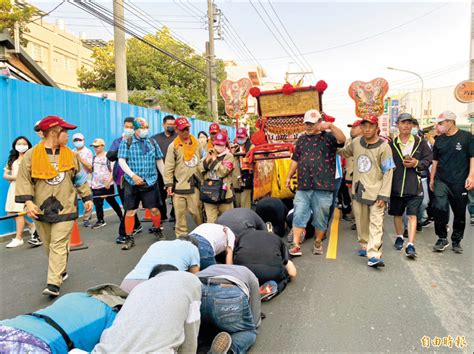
[6,238,24,248]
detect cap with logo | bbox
[435,110,456,123]
[175,117,191,131]
[213,133,227,146]
[209,123,220,133]
[361,114,379,125]
[91,138,105,147]
[303,109,322,124]
[38,116,77,132]
[236,127,248,138]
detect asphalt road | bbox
[0,209,472,353]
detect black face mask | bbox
[166,126,175,134]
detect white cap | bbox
[435,110,456,123]
[303,109,322,124]
[72,133,85,141]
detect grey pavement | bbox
[0,209,472,352]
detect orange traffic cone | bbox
[70,220,88,251]
[142,208,152,222]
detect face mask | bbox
[15,144,28,153]
[73,141,84,149]
[123,128,134,137]
[166,126,175,134]
[237,138,247,145]
[214,145,226,154]
[139,129,149,139]
[436,124,447,135]
[411,128,419,136]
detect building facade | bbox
[22,19,100,91]
[389,85,471,131]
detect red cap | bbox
[175,117,191,131]
[209,123,220,133]
[220,128,228,137]
[362,114,379,125]
[323,114,336,123]
[348,120,362,128]
[38,116,77,132]
[213,132,227,146]
[236,127,248,138]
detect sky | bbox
[31,1,471,127]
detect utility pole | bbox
[205,41,212,114]
[207,0,218,122]
[113,0,128,103]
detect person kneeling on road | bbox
[189,223,236,270]
[216,208,267,239]
[118,117,165,250]
[255,197,289,238]
[0,285,125,354]
[120,237,200,293]
[93,265,202,353]
[197,264,262,354]
[234,229,297,297]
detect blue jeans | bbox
[417,178,429,223]
[190,234,216,270]
[201,284,257,354]
[293,189,333,231]
[469,190,474,216]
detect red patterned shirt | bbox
[292,132,339,191]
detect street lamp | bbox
[387,67,424,120]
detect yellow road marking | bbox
[326,208,340,259]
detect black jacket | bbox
[389,135,432,197]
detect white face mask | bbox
[73,141,84,149]
[237,138,247,145]
[139,129,149,139]
[15,144,29,153]
[214,145,226,154]
[123,128,134,137]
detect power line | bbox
[28,0,65,23]
[221,14,263,68]
[172,0,203,19]
[249,0,305,73]
[255,1,309,75]
[267,0,315,81]
[254,2,449,62]
[71,1,211,79]
[120,2,207,59]
[221,24,255,63]
[47,15,204,23]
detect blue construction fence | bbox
[0,77,235,236]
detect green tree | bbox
[77,27,226,121]
[0,0,37,46]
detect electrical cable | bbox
[267,0,315,81]
[249,0,305,73]
[255,2,449,61]
[71,1,212,79]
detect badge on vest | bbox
[357,155,372,173]
[455,142,462,151]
